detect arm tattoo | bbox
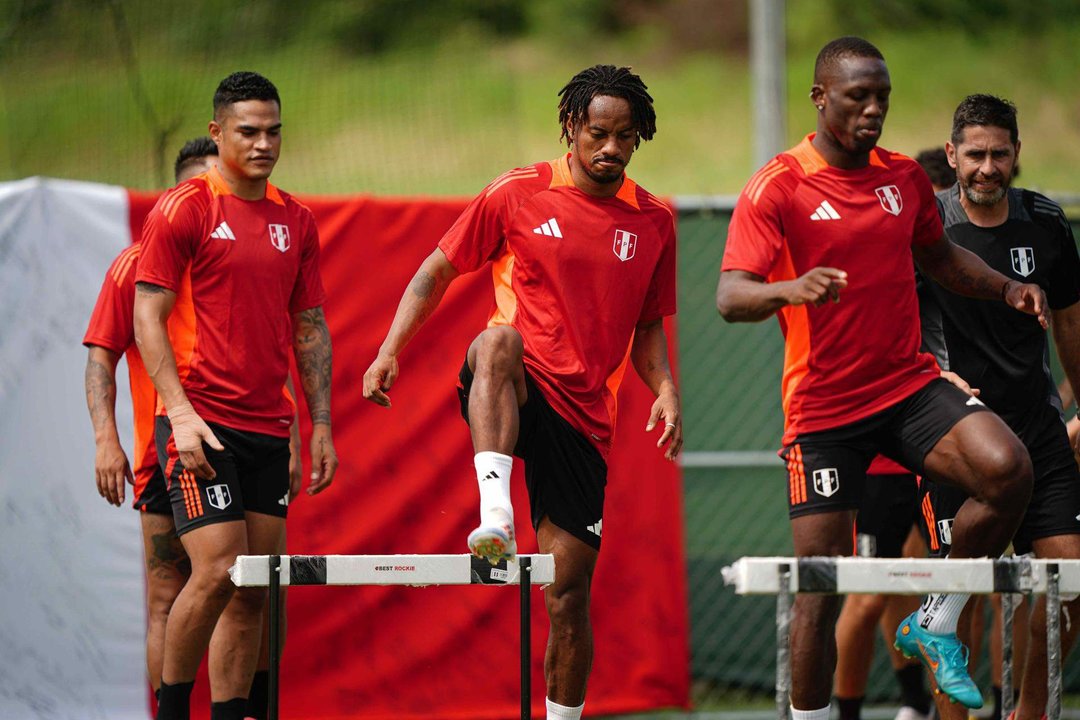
[294,306,333,425]
[411,271,436,299]
[135,281,167,295]
[85,357,117,432]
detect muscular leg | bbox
[1015,534,1080,720]
[835,593,887,700]
[161,520,247,686]
[141,513,191,692]
[208,512,285,702]
[790,510,856,710]
[466,327,529,453]
[537,518,599,706]
[922,413,1032,559]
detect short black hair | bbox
[213,71,280,119]
[814,36,885,82]
[173,136,218,182]
[558,65,656,148]
[951,94,1018,146]
[914,147,956,190]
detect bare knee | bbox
[976,439,1033,509]
[224,586,268,623]
[841,593,887,627]
[471,327,524,373]
[188,556,239,605]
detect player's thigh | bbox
[141,511,190,586]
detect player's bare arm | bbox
[133,281,223,480]
[630,318,682,460]
[716,267,849,322]
[85,345,133,506]
[1050,302,1080,459]
[913,235,1047,327]
[362,247,461,407]
[292,305,338,495]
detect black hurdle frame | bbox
[265,554,535,720]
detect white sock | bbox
[916,592,970,634]
[790,705,830,720]
[474,451,513,527]
[546,697,584,720]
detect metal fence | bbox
[674,198,1080,706]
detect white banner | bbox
[0,178,148,719]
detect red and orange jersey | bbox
[136,165,325,437]
[724,135,942,445]
[439,154,677,456]
[83,243,160,499]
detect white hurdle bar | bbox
[723,557,1080,720]
[231,554,555,720]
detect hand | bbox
[785,267,848,307]
[362,352,398,407]
[1004,281,1048,329]
[645,388,683,461]
[168,405,223,480]
[939,370,979,397]
[307,423,338,495]
[95,439,133,507]
[288,422,303,503]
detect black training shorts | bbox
[155,416,291,536]
[458,358,607,550]
[782,378,987,519]
[855,472,921,558]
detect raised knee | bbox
[474,327,524,369]
[979,441,1033,507]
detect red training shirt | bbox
[723,135,942,446]
[83,243,160,502]
[439,154,678,456]
[136,166,325,437]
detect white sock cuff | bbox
[917,592,970,634]
[545,697,585,720]
[790,705,831,720]
[475,451,514,525]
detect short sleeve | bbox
[910,166,944,246]
[437,182,513,274]
[1045,203,1080,310]
[721,174,788,277]
[289,209,328,314]
[134,186,202,292]
[639,216,677,323]
[83,250,137,353]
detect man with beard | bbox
[717,37,1047,719]
[362,65,681,720]
[920,94,1080,720]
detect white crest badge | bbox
[812,468,839,498]
[269,224,291,253]
[207,484,232,511]
[937,518,954,546]
[1010,247,1035,277]
[613,229,637,262]
[875,185,903,216]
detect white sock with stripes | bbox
[474,451,514,527]
[546,697,584,719]
[916,592,970,634]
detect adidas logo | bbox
[210,221,236,240]
[278,491,289,507]
[586,519,602,537]
[483,471,500,481]
[809,200,841,221]
[965,396,984,407]
[533,218,563,238]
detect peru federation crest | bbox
[613,229,637,262]
[1010,247,1035,277]
[875,185,903,216]
[269,224,291,253]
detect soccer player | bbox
[84,137,227,700]
[832,148,957,720]
[919,94,1080,720]
[134,72,338,720]
[716,37,1047,719]
[361,65,680,720]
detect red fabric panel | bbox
[127,190,689,719]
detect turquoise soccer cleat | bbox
[895,611,983,709]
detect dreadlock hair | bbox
[951,94,1018,146]
[213,71,280,120]
[173,136,218,183]
[814,36,884,82]
[557,65,656,148]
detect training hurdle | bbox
[231,553,556,720]
[723,557,1080,720]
